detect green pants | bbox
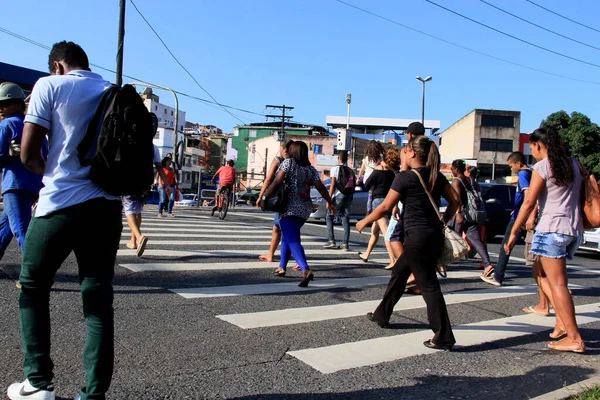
[19,198,122,400]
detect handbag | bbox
[577,161,600,229]
[412,170,469,278]
[264,183,287,212]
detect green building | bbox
[232,121,329,173]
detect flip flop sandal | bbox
[358,252,369,262]
[293,265,301,271]
[126,243,136,250]
[549,328,567,339]
[136,236,148,257]
[258,255,272,262]
[272,268,286,277]
[547,338,585,353]
[522,306,550,317]
[481,267,495,278]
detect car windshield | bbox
[182,194,195,200]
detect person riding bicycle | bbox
[211,159,236,216]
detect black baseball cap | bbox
[406,122,425,136]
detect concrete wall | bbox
[440,111,476,160]
[473,110,521,164]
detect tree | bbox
[540,111,600,178]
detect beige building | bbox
[439,109,521,181]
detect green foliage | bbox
[569,384,600,399]
[540,111,600,178]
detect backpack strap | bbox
[411,169,444,223]
[78,85,118,166]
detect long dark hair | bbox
[288,141,310,166]
[410,136,440,191]
[365,140,385,164]
[530,127,573,187]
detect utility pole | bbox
[263,148,269,181]
[116,0,126,86]
[265,105,294,141]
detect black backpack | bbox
[335,165,356,196]
[78,84,155,196]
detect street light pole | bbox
[415,76,432,126]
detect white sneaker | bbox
[7,379,55,400]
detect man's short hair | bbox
[406,122,425,136]
[48,41,90,73]
[507,151,526,164]
[338,150,349,164]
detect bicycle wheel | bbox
[219,196,229,220]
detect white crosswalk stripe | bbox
[117,209,600,377]
[288,302,600,374]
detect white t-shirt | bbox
[362,156,380,182]
[330,165,342,197]
[25,70,119,217]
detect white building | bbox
[141,88,202,190]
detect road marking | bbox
[118,239,332,246]
[120,225,267,232]
[117,248,389,258]
[218,285,542,329]
[134,221,251,228]
[235,211,353,233]
[119,257,392,272]
[288,302,600,374]
[169,271,482,299]
[119,233,276,239]
[489,252,600,274]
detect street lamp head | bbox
[416,76,422,81]
[424,76,432,82]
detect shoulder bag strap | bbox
[411,169,444,223]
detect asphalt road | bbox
[1,204,599,399]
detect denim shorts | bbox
[530,232,583,260]
[273,212,281,229]
[385,218,404,242]
[122,195,143,216]
[372,197,385,210]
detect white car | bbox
[580,228,600,253]
[175,194,199,207]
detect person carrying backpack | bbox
[323,150,355,251]
[450,159,493,271]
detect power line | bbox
[525,0,600,34]
[332,0,600,85]
[128,0,247,125]
[424,0,600,69]
[0,26,266,121]
[479,0,600,52]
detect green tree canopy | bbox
[540,111,600,178]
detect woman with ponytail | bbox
[506,127,585,353]
[357,136,461,350]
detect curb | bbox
[530,374,600,400]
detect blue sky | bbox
[2,0,599,133]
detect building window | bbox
[171,110,174,116]
[333,145,337,155]
[249,129,257,138]
[250,169,255,180]
[313,144,322,154]
[481,115,514,128]
[480,138,513,152]
[251,144,256,154]
[154,105,158,111]
[164,109,167,114]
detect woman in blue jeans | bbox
[506,127,585,354]
[259,141,335,287]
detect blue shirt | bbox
[25,70,119,217]
[0,114,45,195]
[512,168,532,220]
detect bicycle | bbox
[217,186,231,220]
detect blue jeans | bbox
[158,185,175,214]
[494,219,516,284]
[279,216,309,271]
[0,190,36,254]
[326,193,353,245]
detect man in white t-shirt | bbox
[7,41,119,400]
[323,150,355,251]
